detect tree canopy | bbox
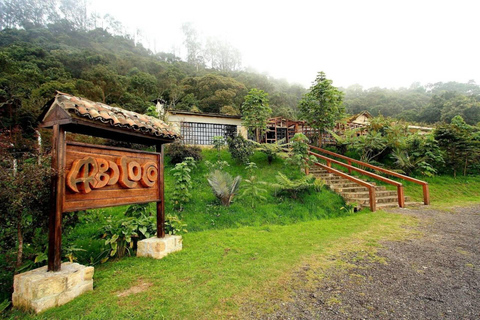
[299,72,344,145]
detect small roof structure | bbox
[346,111,373,125]
[40,92,180,145]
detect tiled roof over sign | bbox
[49,92,180,140]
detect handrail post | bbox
[423,183,430,205]
[397,185,405,208]
[369,186,376,212]
[327,160,331,168]
[347,160,352,174]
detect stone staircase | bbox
[310,166,420,210]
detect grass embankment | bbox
[10,149,477,319]
[405,175,480,208]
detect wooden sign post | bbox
[38,92,179,271]
[13,92,179,313]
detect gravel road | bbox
[245,205,480,319]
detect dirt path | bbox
[248,205,480,319]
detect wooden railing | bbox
[312,162,377,212]
[308,151,405,209]
[309,145,430,205]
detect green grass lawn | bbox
[405,175,480,208]
[13,211,415,320]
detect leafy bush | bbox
[240,162,267,208]
[207,170,242,206]
[166,141,203,165]
[100,204,187,261]
[270,172,316,199]
[252,139,288,164]
[205,160,230,172]
[171,157,196,211]
[165,215,188,235]
[227,135,254,164]
[286,133,316,172]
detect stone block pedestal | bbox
[12,262,94,313]
[137,235,182,259]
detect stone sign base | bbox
[12,262,94,314]
[137,235,182,259]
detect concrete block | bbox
[12,262,94,314]
[137,235,182,259]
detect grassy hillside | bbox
[5,149,480,318]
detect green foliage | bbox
[299,71,344,145]
[434,116,480,176]
[227,135,254,164]
[241,88,272,141]
[171,157,196,211]
[0,299,10,314]
[204,160,230,172]
[100,213,155,261]
[212,135,225,159]
[343,82,480,125]
[286,133,316,172]
[165,215,188,235]
[240,162,267,208]
[252,139,288,164]
[270,172,316,199]
[166,141,203,165]
[207,169,242,206]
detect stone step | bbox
[347,195,404,205]
[370,202,401,210]
[341,190,398,199]
[329,182,363,189]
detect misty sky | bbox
[91,0,479,89]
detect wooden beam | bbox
[48,125,65,272]
[156,143,165,238]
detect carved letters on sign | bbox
[66,156,158,194]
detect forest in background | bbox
[1,0,480,147]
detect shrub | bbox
[100,204,187,262]
[270,172,316,199]
[286,133,316,172]
[240,162,267,208]
[252,139,288,164]
[166,141,202,164]
[171,157,196,211]
[227,135,254,164]
[207,170,242,206]
[165,215,188,235]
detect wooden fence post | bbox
[48,125,65,272]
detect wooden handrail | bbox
[309,151,405,208]
[309,145,430,205]
[313,162,377,212]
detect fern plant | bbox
[240,162,267,208]
[270,172,316,199]
[207,170,242,206]
[251,139,288,164]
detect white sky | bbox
[90,0,480,89]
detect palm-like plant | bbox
[270,172,316,199]
[207,170,242,206]
[250,138,288,164]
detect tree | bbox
[299,72,344,146]
[181,22,203,71]
[241,88,271,142]
[435,116,480,177]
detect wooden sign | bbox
[64,142,161,212]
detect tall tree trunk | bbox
[16,213,23,270]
